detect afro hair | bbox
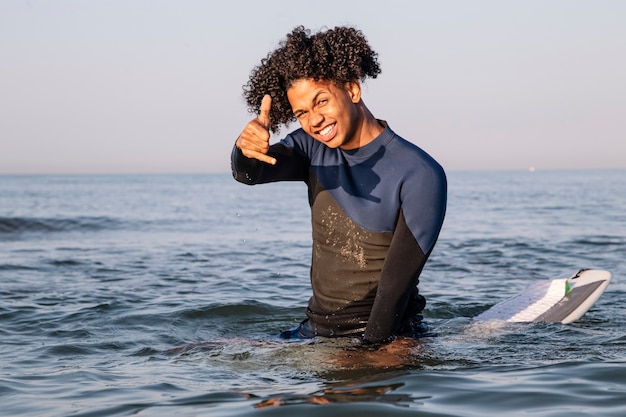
[242,26,381,133]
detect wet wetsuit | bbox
[231,122,447,343]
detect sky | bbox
[1,0,625,174]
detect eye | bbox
[312,98,328,113]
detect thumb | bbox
[257,94,271,129]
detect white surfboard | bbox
[474,269,612,324]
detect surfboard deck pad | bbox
[474,269,612,324]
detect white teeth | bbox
[320,124,334,136]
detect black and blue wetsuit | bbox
[231,122,447,343]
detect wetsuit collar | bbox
[341,120,394,160]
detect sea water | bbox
[1,170,625,416]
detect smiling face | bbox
[287,79,363,150]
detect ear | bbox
[345,81,362,104]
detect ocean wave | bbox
[0,216,124,234]
[569,235,626,246]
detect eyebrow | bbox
[293,90,326,116]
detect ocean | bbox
[1,169,625,416]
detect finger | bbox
[237,122,270,152]
[241,149,276,165]
[257,94,271,129]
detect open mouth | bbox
[317,123,336,140]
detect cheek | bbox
[297,120,316,138]
[299,121,310,133]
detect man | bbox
[231,26,447,345]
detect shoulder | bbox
[280,128,342,166]
[279,128,323,154]
[384,128,446,184]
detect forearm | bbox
[363,210,428,343]
[231,141,309,185]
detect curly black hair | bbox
[243,26,382,133]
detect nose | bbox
[309,108,324,128]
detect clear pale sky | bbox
[1,0,625,174]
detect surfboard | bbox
[474,269,612,324]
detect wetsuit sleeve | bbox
[231,140,309,185]
[363,210,427,343]
[364,164,447,343]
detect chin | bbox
[323,134,346,149]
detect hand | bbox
[235,95,277,165]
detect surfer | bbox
[231,26,447,345]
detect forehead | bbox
[287,79,338,106]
